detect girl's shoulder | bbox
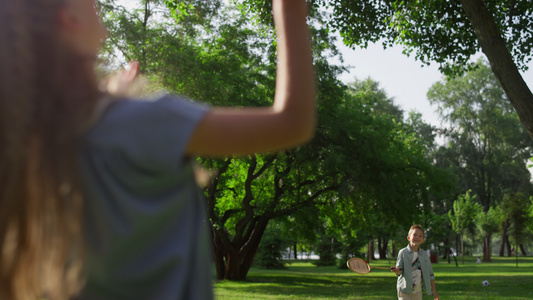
[87,94,208,131]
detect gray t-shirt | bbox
[78,95,212,300]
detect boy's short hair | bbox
[408,224,425,237]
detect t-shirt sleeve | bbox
[143,95,209,165]
[131,95,209,172]
[86,95,210,175]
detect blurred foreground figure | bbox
[0,0,315,299]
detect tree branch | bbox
[459,0,533,139]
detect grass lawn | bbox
[214,256,533,299]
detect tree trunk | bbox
[367,239,375,261]
[223,249,244,281]
[293,242,298,259]
[213,227,228,280]
[442,230,451,260]
[461,234,465,265]
[378,236,388,260]
[455,234,460,262]
[506,237,512,257]
[515,242,519,267]
[213,251,226,281]
[499,219,510,256]
[460,0,533,139]
[482,234,492,262]
[519,244,527,256]
[211,214,270,280]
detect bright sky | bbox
[335,41,533,127]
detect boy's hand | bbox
[390,266,402,276]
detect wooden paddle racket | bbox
[346,257,393,275]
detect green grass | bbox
[214,256,533,299]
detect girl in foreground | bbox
[0,0,315,299]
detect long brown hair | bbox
[0,0,101,298]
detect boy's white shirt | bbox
[411,252,423,293]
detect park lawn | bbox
[214,256,533,299]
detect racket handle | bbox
[372,266,393,270]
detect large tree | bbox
[246,0,533,139]
[312,80,454,264]
[204,78,444,279]
[500,193,533,259]
[428,60,533,261]
[475,206,502,262]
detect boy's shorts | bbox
[398,290,422,300]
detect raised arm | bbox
[186,0,316,157]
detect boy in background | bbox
[391,225,439,300]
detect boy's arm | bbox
[431,279,438,299]
[392,250,403,275]
[186,0,315,157]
